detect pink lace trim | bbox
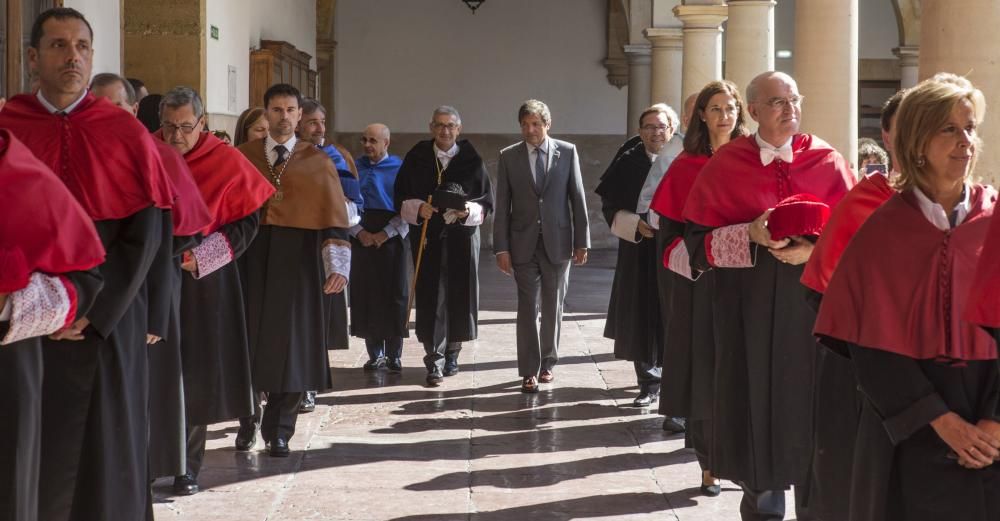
[707,223,754,268]
[2,273,73,345]
[191,232,233,280]
[664,237,696,281]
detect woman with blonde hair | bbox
[815,73,1000,520]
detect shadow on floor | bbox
[386,492,670,521]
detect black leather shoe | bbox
[386,358,402,373]
[443,354,459,376]
[661,416,687,433]
[172,473,199,495]
[633,391,659,407]
[235,424,257,451]
[426,370,444,386]
[268,437,290,457]
[299,391,316,413]
[700,483,722,497]
[363,357,386,371]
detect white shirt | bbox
[434,143,460,170]
[912,184,971,231]
[37,89,89,115]
[527,138,551,180]
[265,134,298,167]
[755,133,794,165]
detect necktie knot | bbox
[275,145,288,166]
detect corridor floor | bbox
[151,250,764,520]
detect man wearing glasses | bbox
[596,103,679,408]
[156,86,274,493]
[679,71,854,521]
[394,106,494,387]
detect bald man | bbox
[349,124,410,371]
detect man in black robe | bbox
[596,104,679,407]
[394,106,494,386]
[0,8,175,519]
[238,83,352,457]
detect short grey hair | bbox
[159,86,204,121]
[301,97,326,116]
[90,73,136,104]
[518,99,551,126]
[431,105,461,125]
[638,103,679,130]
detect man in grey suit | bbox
[494,100,590,393]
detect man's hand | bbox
[0,292,8,314]
[418,203,437,221]
[573,248,588,266]
[932,412,1000,469]
[0,98,6,113]
[496,252,513,276]
[50,317,90,341]
[750,209,790,249]
[636,220,655,240]
[357,230,376,248]
[960,419,1000,467]
[146,334,162,345]
[372,231,390,248]
[323,273,348,294]
[181,251,198,273]
[769,236,814,266]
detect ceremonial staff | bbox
[405,157,444,327]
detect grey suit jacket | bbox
[493,137,590,264]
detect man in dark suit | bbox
[494,99,590,393]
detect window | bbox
[2,0,58,96]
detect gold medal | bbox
[273,190,284,202]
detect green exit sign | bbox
[210,25,219,40]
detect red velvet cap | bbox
[768,193,832,240]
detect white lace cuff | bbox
[191,232,233,280]
[611,210,641,243]
[664,237,698,281]
[705,223,755,268]
[322,243,352,279]
[401,199,425,225]
[2,273,74,345]
[462,202,484,227]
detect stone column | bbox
[672,4,728,105]
[893,45,919,89]
[624,44,652,133]
[644,27,684,111]
[794,0,858,166]
[920,0,1000,186]
[725,0,775,97]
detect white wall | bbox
[65,0,120,76]
[334,0,628,135]
[206,0,251,115]
[205,0,315,116]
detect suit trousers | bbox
[261,392,303,443]
[185,425,207,477]
[423,244,463,373]
[512,235,570,377]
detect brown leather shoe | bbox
[539,370,554,383]
[521,376,539,393]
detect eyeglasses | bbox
[161,122,200,135]
[640,124,671,133]
[758,95,804,110]
[431,122,459,131]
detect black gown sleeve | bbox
[146,213,193,339]
[87,206,169,339]
[684,222,716,273]
[66,267,104,322]
[217,211,261,260]
[848,343,950,445]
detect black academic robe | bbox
[181,213,259,423]
[145,233,198,479]
[0,269,101,521]
[242,224,346,392]
[349,209,410,341]
[393,140,494,344]
[39,206,171,521]
[326,292,350,350]
[596,141,662,365]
